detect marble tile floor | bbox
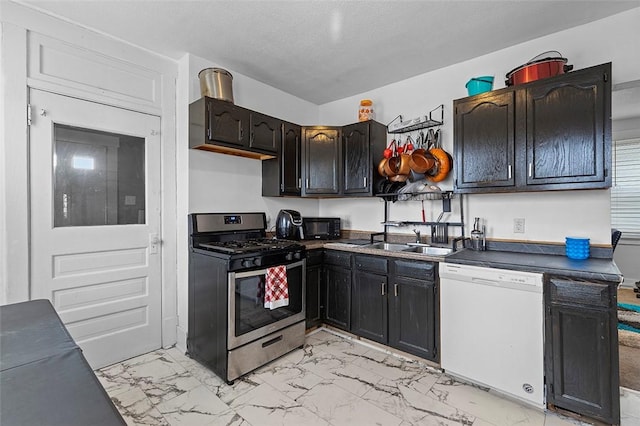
[96,328,640,426]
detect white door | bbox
[29,89,162,368]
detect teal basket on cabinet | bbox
[465,76,494,96]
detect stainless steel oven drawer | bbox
[227,321,305,381]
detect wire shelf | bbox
[387,104,444,134]
[376,190,454,202]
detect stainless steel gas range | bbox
[187,212,306,383]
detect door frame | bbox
[0,11,178,349]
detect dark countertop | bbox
[301,238,370,250]
[300,238,623,283]
[444,249,623,283]
[301,239,453,262]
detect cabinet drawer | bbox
[547,277,612,308]
[324,250,351,268]
[392,259,435,281]
[306,249,323,266]
[354,255,388,274]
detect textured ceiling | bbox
[15,0,640,104]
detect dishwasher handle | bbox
[471,277,500,286]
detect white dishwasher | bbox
[439,263,544,408]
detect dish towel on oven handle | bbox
[264,265,289,309]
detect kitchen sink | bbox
[364,242,411,251]
[402,246,453,256]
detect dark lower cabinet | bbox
[389,259,438,361]
[305,249,324,329]
[389,274,437,361]
[348,254,438,362]
[352,255,388,344]
[544,276,619,425]
[323,251,352,330]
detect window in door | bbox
[53,124,145,227]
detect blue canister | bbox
[565,237,590,260]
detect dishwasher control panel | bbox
[439,263,543,292]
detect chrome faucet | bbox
[413,229,421,244]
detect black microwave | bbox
[302,217,341,240]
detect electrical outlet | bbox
[514,218,525,233]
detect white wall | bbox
[174,53,321,350]
[318,8,640,246]
[0,22,6,304]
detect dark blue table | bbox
[0,299,126,425]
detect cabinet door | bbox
[250,111,280,153]
[282,123,301,195]
[352,270,387,344]
[303,127,341,196]
[306,263,323,329]
[545,276,619,425]
[324,264,351,330]
[454,91,516,191]
[526,63,611,188]
[342,122,370,195]
[546,305,617,424]
[388,275,437,361]
[206,98,249,147]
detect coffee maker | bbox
[276,209,305,240]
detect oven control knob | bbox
[253,258,261,266]
[285,252,293,261]
[242,259,255,268]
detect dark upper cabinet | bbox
[302,127,342,196]
[345,120,388,196]
[262,122,301,196]
[454,63,611,193]
[282,123,302,194]
[190,97,277,160]
[205,97,249,147]
[525,68,609,187]
[299,120,387,197]
[343,122,369,194]
[544,276,619,425]
[249,111,280,153]
[352,255,389,344]
[454,90,516,190]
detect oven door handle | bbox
[232,259,305,279]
